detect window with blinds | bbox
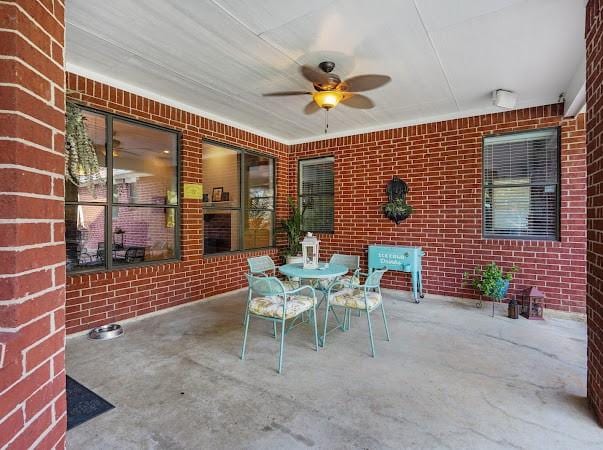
[483,128,560,240]
[299,157,334,233]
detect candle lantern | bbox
[521,286,545,320]
[301,232,319,269]
[508,297,520,319]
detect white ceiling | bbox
[65,0,586,144]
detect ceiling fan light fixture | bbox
[313,90,343,110]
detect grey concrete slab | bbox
[66,290,600,450]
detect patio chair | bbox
[322,268,390,357]
[241,274,319,373]
[313,253,361,291]
[247,255,298,290]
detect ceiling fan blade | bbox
[263,91,311,97]
[341,74,391,92]
[341,94,375,109]
[300,65,330,85]
[304,101,320,115]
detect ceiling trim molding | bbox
[65,63,290,146]
[286,103,561,145]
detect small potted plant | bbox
[281,197,305,264]
[382,198,413,224]
[464,262,519,315]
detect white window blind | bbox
[299,157,334,233]
[483,128,559,240]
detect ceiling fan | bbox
[263,61,391,116]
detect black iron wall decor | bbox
[382,176,413,224]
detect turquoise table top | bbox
[279,262,348,279]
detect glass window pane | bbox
[299,157,334,233]
[245,154,274,210]
[65,204,105,272]
[65,109,107,202]
[204,210,240,254]
[112,119,177,205]
[244,210,273,249]
[202,143,240,207]
[111,206,176,266]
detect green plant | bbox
[65,102,104,191]
[281,197,304,256]
[463,262,519,300]
[382,198,413,224]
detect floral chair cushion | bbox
[249,295,315,319]
[309,273,360,291]
[281,279,300,291]
[328,288,382,310]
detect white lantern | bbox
[301,232,320,269]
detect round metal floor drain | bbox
[88,324,124,340]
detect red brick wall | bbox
[586,0,603,426]
[65,74,290,334]
[0,1,67,448]
[291,105,587,313]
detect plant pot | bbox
[494,279,510,300]
[384,210,411,224]
[285,255,304,265]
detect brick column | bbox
[0,1,67,448]
[587,0,603,426]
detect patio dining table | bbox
[279,262,349,345]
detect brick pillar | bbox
[587,0,603,426]
[0,1,67,448]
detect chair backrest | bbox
[365,268,387,288]
[329,254,360,271]
[125,246,145,263]
[247,255,276,275]
[246,273,285,297]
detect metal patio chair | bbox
[322,268,390,357]
[247,255,299,290]
[240,274,319,373]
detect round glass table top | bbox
[279,262,348,279]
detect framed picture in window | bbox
[202,193,209,202]
[212,187,223,202]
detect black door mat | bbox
[66,375,115,430]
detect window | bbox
[299,157,334,233]
[483,128,559,240]
[65,107,179,273]
[202,141,275,255]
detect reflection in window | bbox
[202,142,275,254]
[112,207,176,265]
[65,204,105,272]
[64,107,179,272]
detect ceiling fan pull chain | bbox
[324,109,329,134]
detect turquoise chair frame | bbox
[241,274,319,374]
[323,268,390,357]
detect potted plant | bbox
[65,102,104,193]
[281,197,304,264]
[464,262,519,315]
[382,198,413,224]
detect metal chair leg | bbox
[277,317,286,374]
[366,308,376,357]
[312,302,319,351]
[380,302,391,341]
[273,321,277,339]
[322,299,330,348]
[240,310,251,360]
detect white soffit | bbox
[66,0,586,145]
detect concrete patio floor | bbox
[66,290,600,449]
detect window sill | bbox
[66,257,182,277]
[203,247,278,259]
